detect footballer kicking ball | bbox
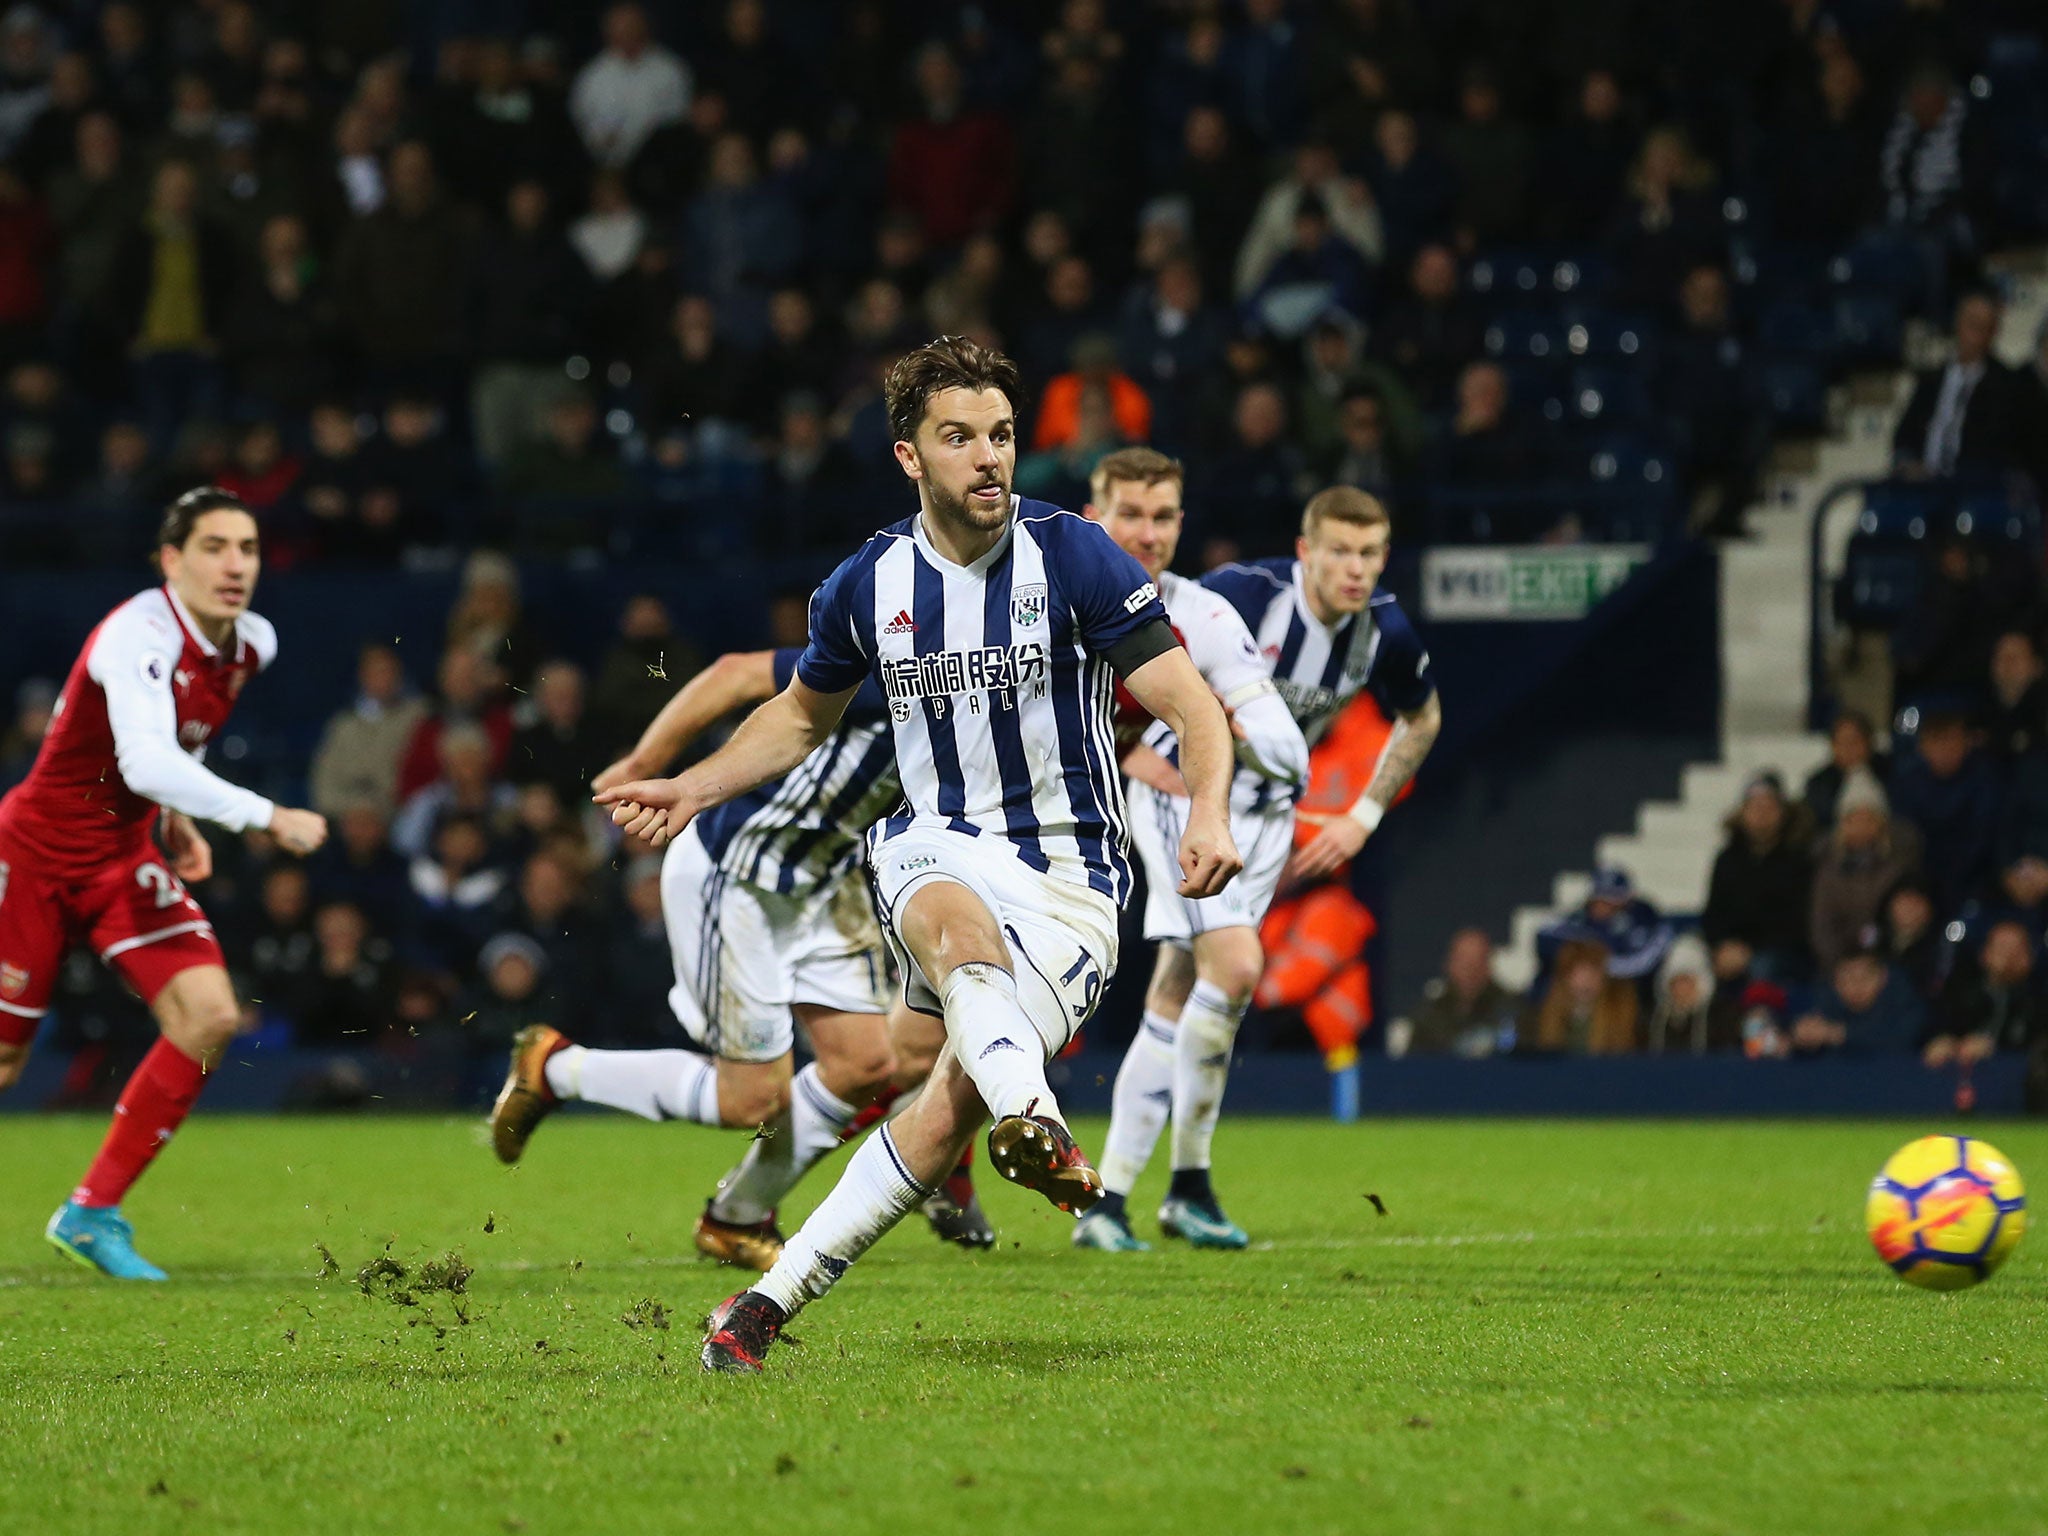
[1865,1134,2026,1290]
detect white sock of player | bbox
[1099,1011,1177,1196]
[709,1065,859,1225]
[1169,981,1247,1173]
[938,961,1060,1124]
[753,1123,927,1317]
[544,1046,720,1125]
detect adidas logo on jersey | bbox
[882,609,918,635]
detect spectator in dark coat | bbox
[1773,53,1882,246]
[1431,361,1534,487]
[222,213,341,416]
[1985,630,2048,765]
[333,140,476,385]
[1891,291,2038,483]
[1204,380,1310,553]
[1438,64,1534,247]
[1602,126,1721,315]
[681,131,803,338]
[1118,255,1226,458]
[509,661,597,807]
[1406,927,1520,1056]
[1164,106,1263,298]
[1888,711,2002,914]
[1792,947,1928,1054]
[1220,0,1308,153]
[1660,264,1768,536]
[1362,109,1453,274]
[1702,772,1814,981]
[469,180,595,467]
[1924,920,2044,1068]
[1802,710,1890,830]
[296,901,395,1047]
[1881,876,1945,1000]
[1374,244,1481,413]
[594,856,682,1046]
[307,804,410,936]
[1542,69,1636,244]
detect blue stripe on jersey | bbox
[1275,604,1309,679]
[979,539,1050,872]
[1318,617,1356,692]
[911,554,973,835]
[740,728,848,886]
[1043,559,1118,899]
[772,730,902,886]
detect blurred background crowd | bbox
[3,0,2048,1103]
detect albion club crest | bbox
[1010,583,1047,629]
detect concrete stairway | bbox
[1495,259,2047,991]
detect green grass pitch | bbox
[1,1114,2044,1535]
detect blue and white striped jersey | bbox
[690,649,903,897]
[797,495,1169,901]
[1204,558,1435,753]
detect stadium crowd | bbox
[3,0,2048,1099]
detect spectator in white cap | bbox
[1810,768,1923,972]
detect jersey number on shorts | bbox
[1061,947,1102,1019]
[135,861,189,911]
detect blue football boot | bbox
[1072,1207,1151,1251]
[46,1201,168,1280]
[1157,1195,1251,1250]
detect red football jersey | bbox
[0,586,275,881]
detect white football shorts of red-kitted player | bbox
[0,585,275,1044]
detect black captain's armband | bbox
[1102,617,1179,679]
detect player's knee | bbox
[717,1072,788,1129]
[0,1043,27,1092]
[1197,942,1264,1011]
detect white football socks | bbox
[709,1064,859,1225]
[544,1045,720,1125]
[938,961,1059,1124]
[1169,980,1246,1172]
[754,1124,928,1317]
[1099,1010,1177,1196]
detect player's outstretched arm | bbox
[1291,690,1442,881]
[591,650,779,793]
[93,619,326,854]
[1122,645,1242,898]
[595,677,857,847]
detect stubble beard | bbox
[926,471,1012,538]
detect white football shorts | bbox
[867,819,1120,1059]
[1127,780,1293,943]
[663,827,890,1063]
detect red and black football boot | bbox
[987,1104,1104,1214]
[700,1290,789,1374]
[921,1154,996,1248]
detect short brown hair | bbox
[1089,446,1184,502]
[156,486,254,553]
[1301,485,1391,538]
[884,335,1021,445]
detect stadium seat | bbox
[1856,481,1942,541]
[1749,357,1829,432]
[1826,231,1926,313]
[1829,290,1905,367]
[1836,537,1926,628]
[1567,365,1655,424]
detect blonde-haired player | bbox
[1080,483,1439,1249]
